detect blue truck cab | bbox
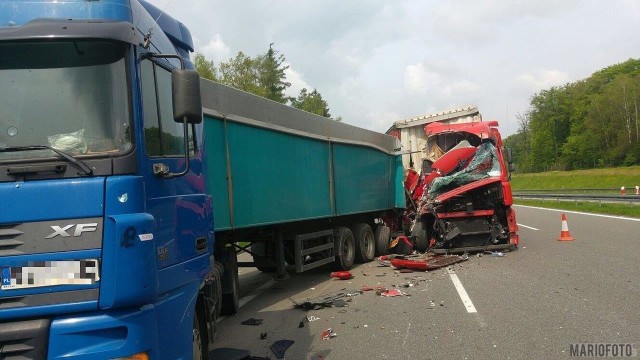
[0,1,214,359]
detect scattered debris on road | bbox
[329,271,353,280]
[241,317,264,326]
[485,251,505,257]
[270,339,295,359]
[361,285,386,292]
[321,328,337,340]
[380,288,406,297]
[389,254,468,271]
[291,289,360,310]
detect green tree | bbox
[218,51,265,96]
[504,58,640,172]
[259,44,291,103]
[193,52,217,81]
[290,88,331,118]
[193,45,338,121]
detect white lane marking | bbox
[402,322,412,348]
[217,279,275,323]
[447,268,477,313]
[514,204,640,222]
[517,223,539,231]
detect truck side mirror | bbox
[172,69,202,124]
[508,163,516,173]
[504,147,513,164]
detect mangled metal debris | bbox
[291,289,360,310]
[241,317,264,326]
[401,120,519,254]
[270,339,294,359]
[389,254,468,271]
[380,289,405,297]
[329,271,353,280]
[321,328,337,340]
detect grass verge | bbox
[514,199,640,218]
[511,165,640,191]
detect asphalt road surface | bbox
[214,205,640,359]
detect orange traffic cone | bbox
[557,213,575,241]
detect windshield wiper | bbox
[0,145,94,176]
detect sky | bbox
[144,0,640,136]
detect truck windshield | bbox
[0,40,131,161]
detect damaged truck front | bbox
[407,120,519,254]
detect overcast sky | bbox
[144,0,640,135]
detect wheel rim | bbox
[344,236,354,261]
[193,318,203,360]
[364,231,375,258]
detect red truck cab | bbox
[408,120,519,253]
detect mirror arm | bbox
[143,52,185,69]
[154,117,191,179]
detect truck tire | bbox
[333,227,355,270]
[375,225,391,256]
[251,242,276,273]
[412,219,429,253]
[352,223,375,263]
[213,262,224,317]
[193,308,209,360]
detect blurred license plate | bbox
[1,260,99,290]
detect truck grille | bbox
[0,218,102,256]
[0,318,49,360]
[0,227,24,257]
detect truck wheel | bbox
[213,262,224,317]
[193,308,209,360]
[333,227,355,270]
[412,219,429,253]
[374,225,391,256]
[352,223,375,263]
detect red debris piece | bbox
[380,289,404,297]
[390,255,467,271]
[321,328,337,340]
[330,271,353,280]
[361,285,386,292]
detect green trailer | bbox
[201,79,404,279]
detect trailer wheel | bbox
[412,219,429,253]
[333,227,355,270]
[352,223,375,263]
[374,225,391,256]
[251,242,276,273]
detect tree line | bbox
[504,58,640,173]
[194,44,336,119]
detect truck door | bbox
[139,58,211,270]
